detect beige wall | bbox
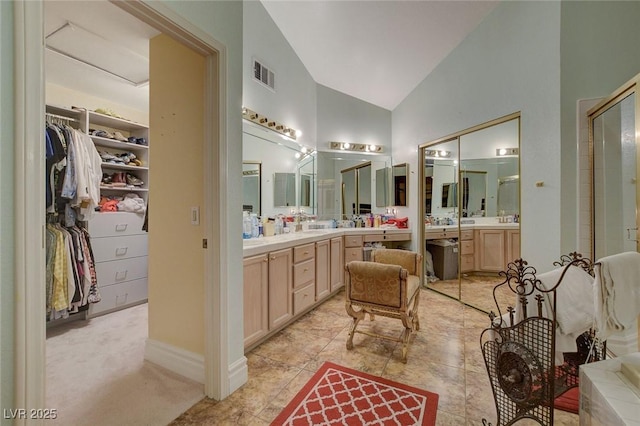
[148,34,206,354]
[46,82,148,125]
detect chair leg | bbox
[345,302,364,351]
[401,327,411,363]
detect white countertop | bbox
[242,227,411,257]
[425,222,520,231]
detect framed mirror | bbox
[274,172,296,207]
[392,163,408,206]
[242,161,261,214]
[420,113,521,313]
[298,154,315,210]
[375,167,390,207]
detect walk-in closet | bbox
[43,2,203,423]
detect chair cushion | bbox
[346,261,405,308]
[373,249,417,275]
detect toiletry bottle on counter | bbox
[250,213,259,238]
[242,211,251,239]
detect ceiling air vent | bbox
[253,59,275,91]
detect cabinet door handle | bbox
[263,258,268,263]
[304,268,308,273]
[115,247,128,256]
[115,270,128,281]
[115,224,128,232]
[304,251,309,255]
[270,256,276,260]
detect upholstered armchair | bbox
[344,249,423,362]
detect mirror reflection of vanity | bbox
[420,113,521,312]
[242,161,261,214]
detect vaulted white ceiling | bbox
[261,0,498,110]
[44,0,498,112]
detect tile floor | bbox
[171,288,580,425]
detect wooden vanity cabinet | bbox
[315,240,330,300]
[459,229,475,273]
[293,243,316,315]
[243,254,269,348]
[330,237,344,292]
[475,228,521,272]
[268,248,293,329]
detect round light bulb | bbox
[301,147,308,154]
[295,152,301,159]
[295,129,302,137]
[369,144,376,152]
[499,148,507,156]
[343,143,351,149]
[439,150,447,157]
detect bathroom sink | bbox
[303,230,328,235]
[243,239,263,246]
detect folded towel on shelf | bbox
[594,251,640,339]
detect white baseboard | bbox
[228,356,248,394]
[144,338,205,384]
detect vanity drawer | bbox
[460,230,474,241]
[344,235,363,248]
[95,256,148,287]
[344,247,363,262]
[293,258,315,288]
[460,240,474,255]
[89,212,147,237]
[425,229,458,240]
[293,282,315,315]
[363,232,411,242]
[461,254,475,272]
[91,234,148,262]
[293,243,315,263]
[88,278,147,317]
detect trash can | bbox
[427,239,458,280]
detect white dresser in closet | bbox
[88,212,148,316]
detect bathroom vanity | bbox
[242,227,411,350]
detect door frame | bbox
[13,0,229,417]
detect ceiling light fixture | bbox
[424,149,451,158]
[496,147,519,156]
[242,107,300,140]
[329,141,383,153]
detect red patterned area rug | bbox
[555,387,579,414]
[271,362,439,425]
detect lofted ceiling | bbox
[44,0,497,113]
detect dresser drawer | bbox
[293,258,315,288]
[88,278,147,317]
[344,235,363,248]
[95,256,148,287]
[293,243,315,263]
[460,240,474,255]
[91,234,148,262]
[89,212,147,237]
[293,282,315,315]
[344,247,363,263]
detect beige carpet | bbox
[46,303,204,426]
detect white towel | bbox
[594,251,640,339]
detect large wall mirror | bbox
[420,113,521,312]
[242,121,316,217]
[316,151,391,220]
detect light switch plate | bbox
[191,207,200,225]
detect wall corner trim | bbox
[228,356,248,394]
[144,339,205,384]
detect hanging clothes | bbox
[45,119,102,320]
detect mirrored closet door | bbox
[419,113,521,312]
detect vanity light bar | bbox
[329,141,383,153]
[424,149,451,158]
[242,106,300,141]
[496,147,519,156]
